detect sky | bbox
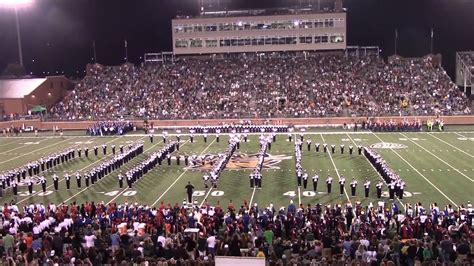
[0,0,473,79]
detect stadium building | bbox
[172,7,346,55]
[0,76,71,116]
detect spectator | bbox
[50,53,471,120]
[0,198,471,265]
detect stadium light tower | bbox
[0,0,34,67]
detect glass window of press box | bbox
[174,18,344,33]
[175,34,344,48]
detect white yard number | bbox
[381,191,413,198]
[105,190,137,197]
[457,137,474,141]
[123,191,137,196]
[302,191,316,197]
[105,190,119,196]
[211,191,224,197]
[38,191,53,196]
[193,190,224,197]
[284,191,316,197]
[193,191,206,197]
[18,191,35,196]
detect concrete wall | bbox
[1,115,474,131]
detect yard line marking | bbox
[0,138,51,154]
[0,136,81,165]
[0,135,92,139]
[297,186,302,206]
[107,139,188,205]
[400,133,473,182]
[16,136,128,204]
[428,133,474,158]
[71,138,164,205]
[454,132,473,139]
[0,138,26,148]
[320,134,351,205]
[154,138,216,207]
[249,187,257,207]
[199,187,215,208]
[371,133,458,207]
[346,133,405,210]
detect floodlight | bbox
[0,0,34,8]
[1,0,34,67]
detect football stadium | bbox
[0,0,473,265]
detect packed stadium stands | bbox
[0,199,472,265]
[49,54,471,121]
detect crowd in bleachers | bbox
[0,198,472,265]
[49,54,471,121]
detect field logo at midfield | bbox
[370,142,407,149]
[187,152,291,170]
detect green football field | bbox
[0,128,473,211]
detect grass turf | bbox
[0,130,473,210]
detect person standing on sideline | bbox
[185,181,194,203]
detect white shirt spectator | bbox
[85,234,96,248]
[207,235,216,249]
